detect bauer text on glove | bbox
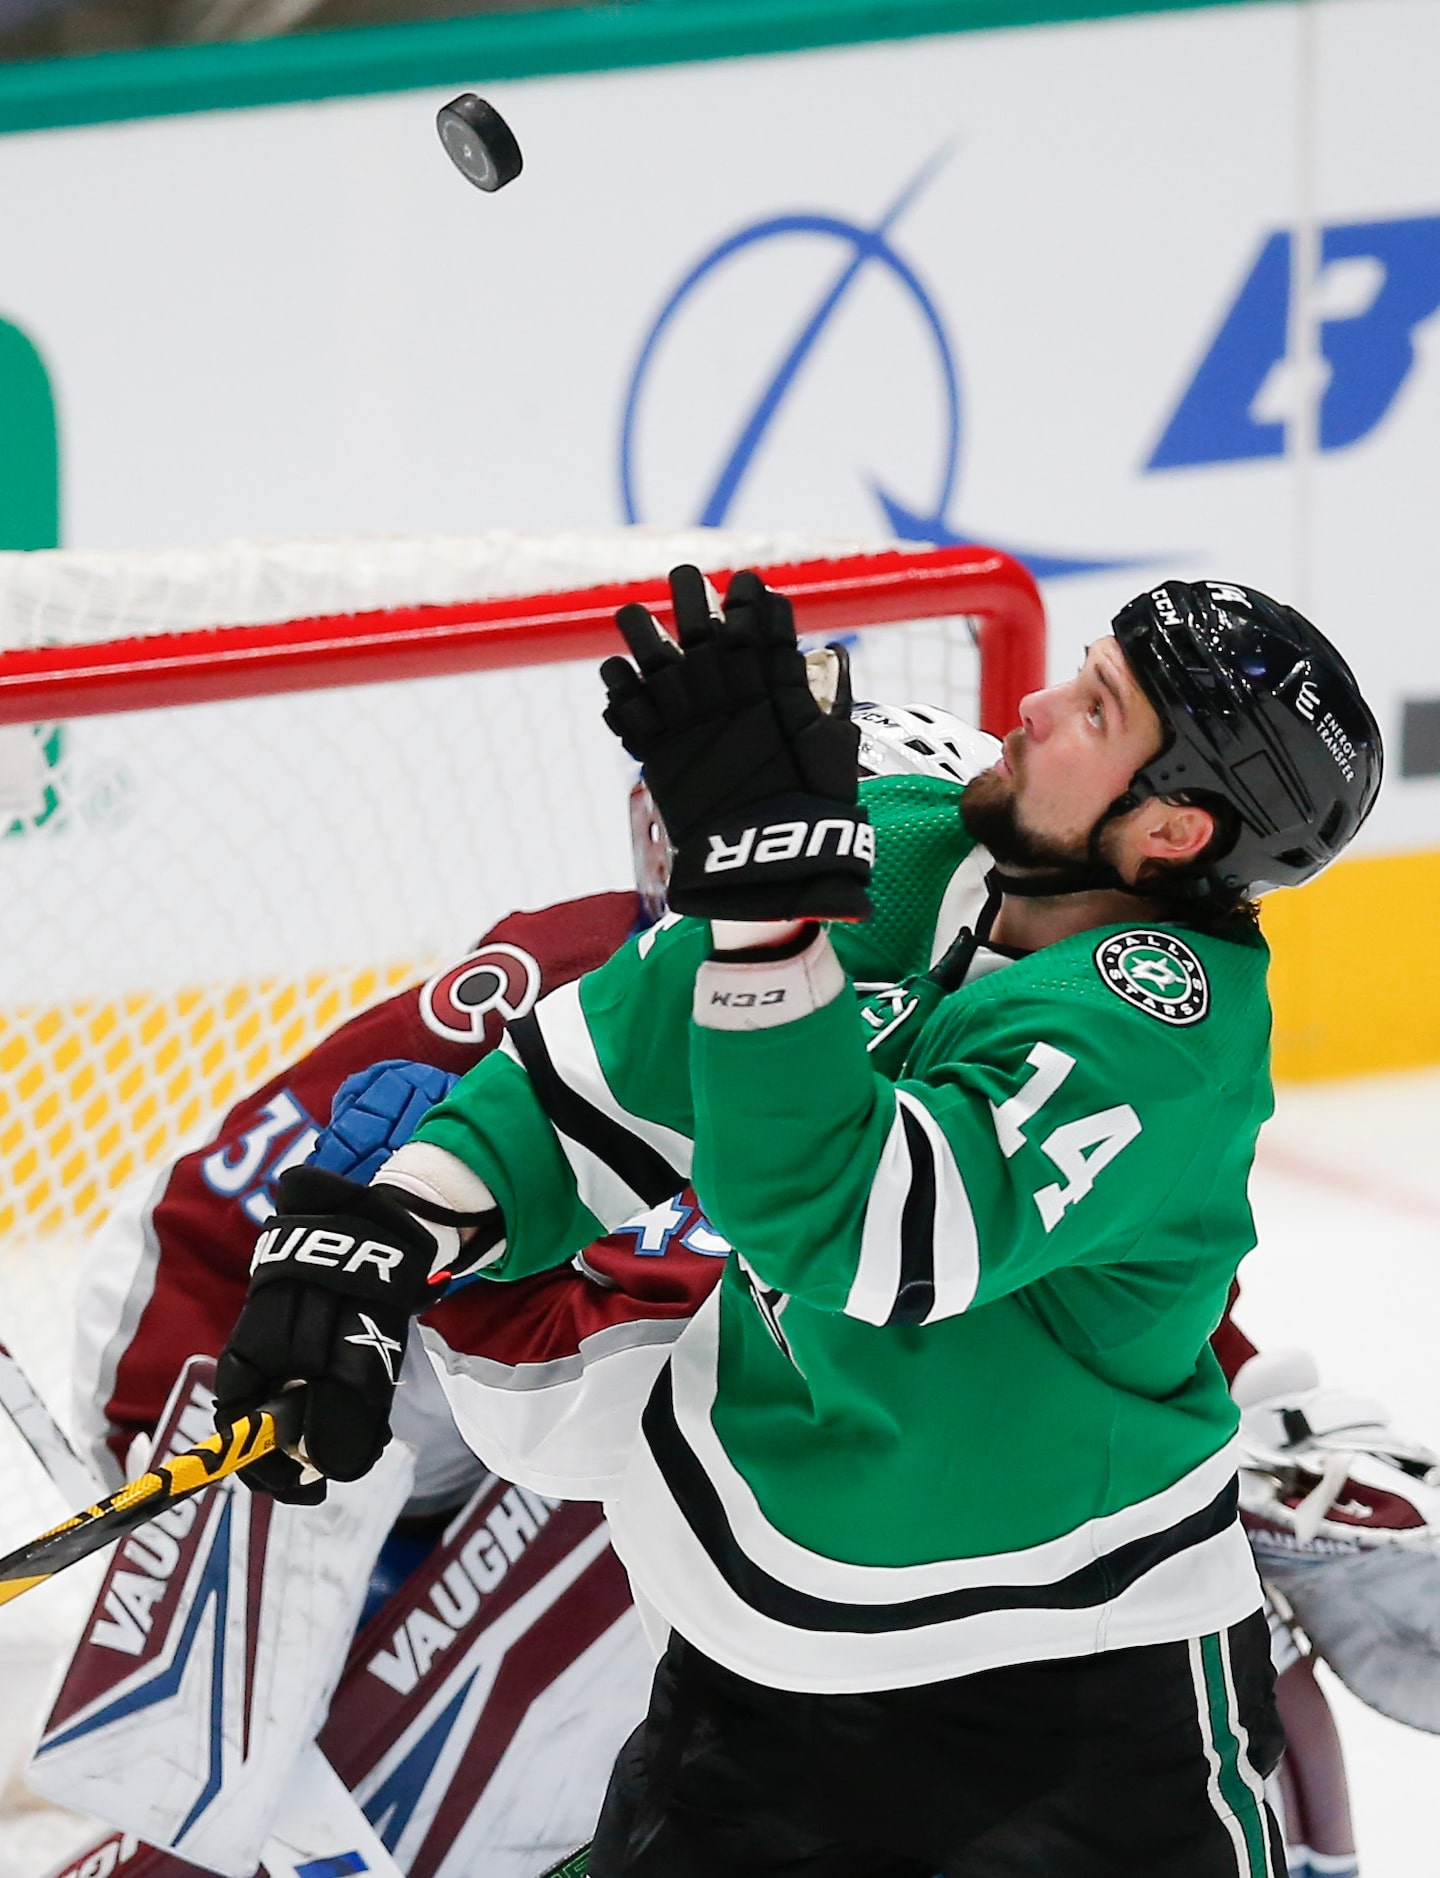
[213,1163,501,1499]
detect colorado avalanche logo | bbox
[420,943,542,1044]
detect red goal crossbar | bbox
[0,545,1045,739]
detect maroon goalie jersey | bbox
[86,889,721,1479]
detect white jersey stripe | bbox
[499,975,695,1231]
[609,1413,1260,1694]
[533,978,694,1181]
[668,1292,1248,1604]
[844,1102,909,1326]
[504,1026,653,1228]
[898,1092,980,1323]
[844,1093,979,1329]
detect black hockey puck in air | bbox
[437,94,523,193]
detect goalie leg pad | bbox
[27,1356,416,1878]
[1259,1542,1440,1734]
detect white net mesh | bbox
[0,526,996,1872]
[0,529,876,644]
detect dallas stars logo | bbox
[345,1312,404,1383]
[1094,930,1210,1026]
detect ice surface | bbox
[1245,1066,1440,1876]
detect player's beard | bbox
[960,762,1094,874]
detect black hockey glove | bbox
[600,565,871,921]
[214,1164,489,1503]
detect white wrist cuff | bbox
[694,928,845,1031]
[710,918,808,951]
[374,1144,504,1278]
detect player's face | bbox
[962,636,1166,870]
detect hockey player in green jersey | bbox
[216,569,1382,1876]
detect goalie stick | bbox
[0,1391,302,1608]
[0,1338,101,1509]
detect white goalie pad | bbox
[1257,1543,1440,1735]
[39,1745,407,1878]
[1236,1346,1440,1733]
[258,1742,407,1878]
[322,1479,649,1876]
[27,1357,415,1877]
[40,1483,651,1878]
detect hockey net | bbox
[0,526,1043,1873]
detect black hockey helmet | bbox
[1110,580,1383,898]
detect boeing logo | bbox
[622,183,1440,578]
[619,155,1139,581]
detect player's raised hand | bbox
[600,565,870,921]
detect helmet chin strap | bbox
[984,792,1139,900]
[985,862,1130,899]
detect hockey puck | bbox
[437,93,523,193]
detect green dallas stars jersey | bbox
[412,775,1273,1692]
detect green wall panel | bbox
[0,318,58,549]
[0,0,1268,136]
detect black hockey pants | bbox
[588,1609,1285,1878]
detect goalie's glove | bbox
[1234,1345,1440,1553]
[1234,1346,1440,1733]
[311,1058,460,1185]
[600,565,871,921]
[214,1164,496,1503]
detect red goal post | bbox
[0,541,1042,737]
